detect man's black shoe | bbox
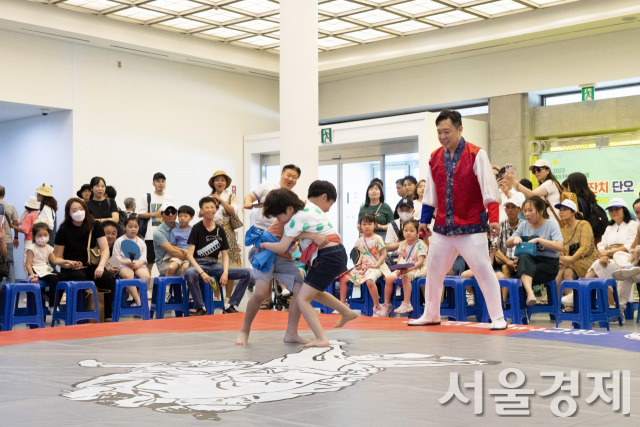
[223,305,239,314]
[194,307,207,316]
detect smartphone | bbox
[505,164,514,173]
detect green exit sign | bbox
[581,86,594,101]
[321,128,332,144]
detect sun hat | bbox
[554,199,577,212]
[35,183,53,197]
[529,159,551,171]
[606,198,627,210]
[25,196,40,210]
[208,170,232,189]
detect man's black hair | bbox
[307,180,337,202]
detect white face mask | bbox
[399,212,413,222]
[36,236,49,246]
[71,210,85,222]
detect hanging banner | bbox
[540,146,640,210]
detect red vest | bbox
[430,140,489,235]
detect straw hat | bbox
[208,170,232,189]
[25,196,40,210]
[36,183,53,197]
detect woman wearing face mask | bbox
[54,198,115,318]
[385,197,415,253]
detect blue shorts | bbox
[304,244,347,292]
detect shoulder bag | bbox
[87,228,102,266]
[227,195,244,230]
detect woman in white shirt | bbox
[505,159,562,221]
[584,198,638,311]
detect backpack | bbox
[586,203,608,239]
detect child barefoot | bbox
[260,181,358,348]
[113,215,149,307]
[339,214,389,316]
[165,205,194,276]
[380,220,427,317]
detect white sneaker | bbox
[561,293,574,307]
[612,266,640,281]
[378,303,393,317]
[394,302,413,314]
[490,317,508,330]
[281,289,291,298]
[372,305,382,317]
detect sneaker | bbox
[490,317,508,330]
[466,292,475,306]
[394,302,413,314]
[612,266,640,281]
[223,305,239,314]
[193,307,207,316]
[378,303,392,317]
[372,305,382,317]
[281,289,291,298]
[561,293,574,307]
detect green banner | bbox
[540,146,640,211]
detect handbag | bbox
[227,195,244,230]
[86,229,102,266]
[514,242,537,257]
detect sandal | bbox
[526,295,538,306]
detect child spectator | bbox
[25,222,74,304]
[112,215,148,307]
[166,205,194,276]
[260,182,358,348]
[18,196,40,258]
[380,220,427,316]
[339,213,389,316]
[102,220,119,276]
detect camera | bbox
[41,108,50,116]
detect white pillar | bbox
[279,0,318,198]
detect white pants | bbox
[589,252,634,307]
[425,232,504,321]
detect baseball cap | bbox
[554,199,577,212]
[529,159,551,171]
[397,197,413,209]
[153,172,167,181]
[160,202,177,213]
[606,198,627,210]
[504,192,526,209]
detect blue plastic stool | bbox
[150,276,189,319]
[410,278,426,319]
[51,281,100,326]
[527,280,559,321]
[483,278,528,325]
[0,283,46,330]
[112,279,150,321]
[556,279,622,330]
[346,281,373,316]
[440,277,485,321]
[190,277,221,315]
[15,279,51,319]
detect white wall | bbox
[319,27,640,120]
[0,111,73,279]
[0,27,280,218]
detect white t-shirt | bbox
[112,235,147,269]
[38,205,56,231]
[28,244,54,276]
[252,181,280,230]
[540,180,560,221]
[283,200,339,264]
[138,192,173,240]
[412,199,422,221]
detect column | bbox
[279,0,319,197]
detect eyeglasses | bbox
[532,167,547,173]
[164,210,177,215]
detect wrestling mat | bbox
[0,312,638,425]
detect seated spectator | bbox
[554,200,598,308]
[112,216,148,307]
[385,198,415,254]
[153,203,187,277]
[102,220,119,276]
[611,197,640,283]
[54,198,115,318]
[584,198,638,311]
[184,197,251,315]
[36,184,58,244]
[358,181,394,238]
[506,196,563,306]
[87,176,119,224]
[166,205,194,276]
[339,214,389,316]
[24,222,72,305]
[494,192,526,278]
[76,184,91,203]
[380,220,427,317]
